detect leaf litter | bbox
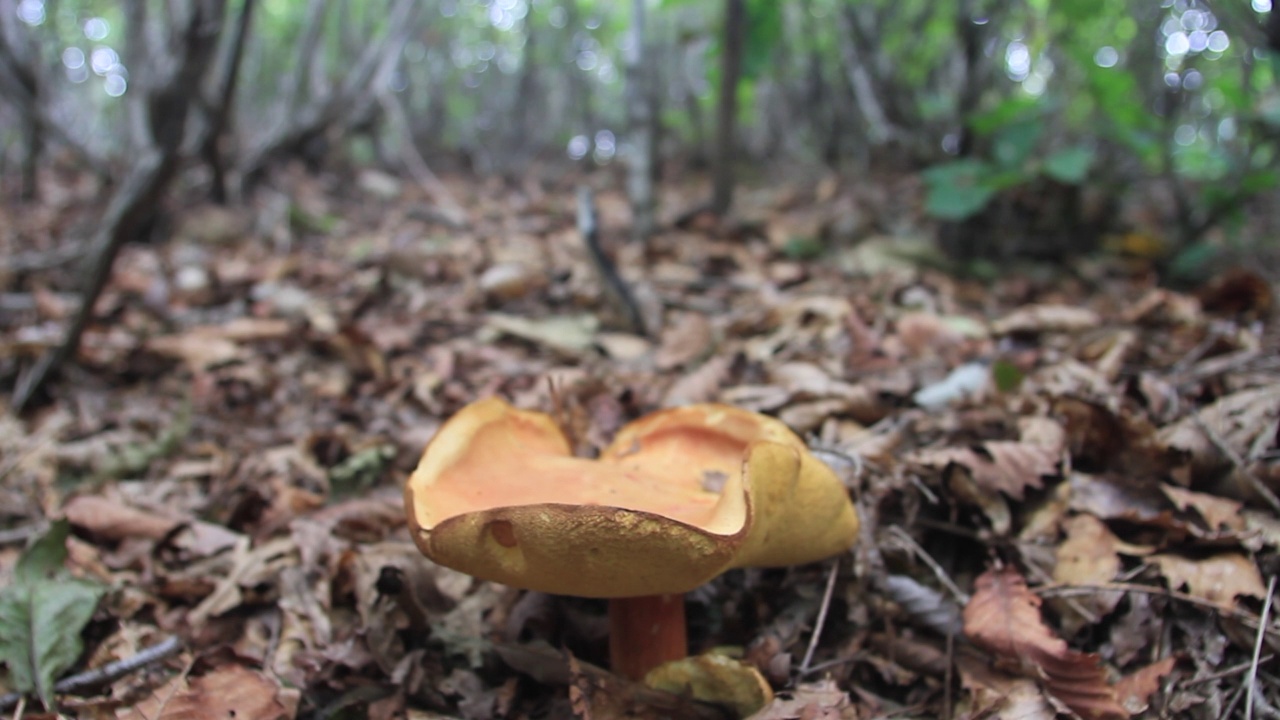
[0,169,1278,718]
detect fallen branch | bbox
[376,89,467,227]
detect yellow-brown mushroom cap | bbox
[404,397,859,598]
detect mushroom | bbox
[404,397,859,680]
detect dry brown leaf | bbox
[187,536,298,627]
[1113,656,1177,715]
[117,664,296,720]
[1159,485,1245,533]
[1148,552,1266,608]
[1053,514,1149,633]
[956,657,1058,720]
[911,440,1060,500]
[662,354,732,406]
[991,304,1101,335]
[145,332,243,370]
[655,312,713,370]
[63,495,179,541]
[778,398,852,434]
[963,565,1128,720]
[1159,385,1280,478]
[745,678,857,719]
[1066,473,1184,532]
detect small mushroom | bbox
[404,397,859,680]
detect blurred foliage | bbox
[3,0,1280,255]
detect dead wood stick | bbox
[12,150,169,412]
[1245,575,1277,720]
[1191,409,1280,515]
[577,186,648,337]
[0,636,184,711]
[376,90,467,227]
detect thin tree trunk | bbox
[711,0,745,215]
[201,0,256,203]
[626,0,654,243]
[13,0,226,411]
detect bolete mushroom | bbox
[404,397,859,680]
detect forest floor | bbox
[1,163,1278,720]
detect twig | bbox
[1181,655,1274,688]
[0,523,44,546]
[799,559,841,676]
[943,629,954,720]
[148,650,197,720]
[1035,583,1280,638]
[886,526,969,604]
[1246,576,1277,720]
[376,89,467,227]
[1191,410,1280,515]
[0,636,184,712]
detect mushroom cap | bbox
[404,397,859,598]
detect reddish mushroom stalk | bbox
[608,593,687,681]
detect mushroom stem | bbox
[608,593,687,680]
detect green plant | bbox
[924,101,1095,221]
[0,521,105,711]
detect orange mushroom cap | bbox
[404,397,859,598]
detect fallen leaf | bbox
[1159,385,1280,479]
[956,657,1058,720]
[662,355,732,406]
[910,439,1060,500]
[482,313,599,355]
[991,304,1101,335]
[1113,656,1178,715]
[912,362,990,409]
[645,652,773,718]
[1052,514,1151,635]
[63,495,178,541]
[0,521,105,711]
[1159,485,1245,533]
[1148,552,1266,609]
[745,678,856,719]
[655,312,713,370]
[963,565,1127,720]
[117,664,296,720]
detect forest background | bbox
[2,1,1280,719]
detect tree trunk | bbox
[201,0,257,203]
[626,0,654,243]
[711,0,744,216]
[14,0,227,411]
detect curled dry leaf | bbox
[1147,552,1266,609]
[656,312,713,370]
[116,664,296,720]
[963,565,1128,720]
[990,304,1101,335]
[910,438,1060,500]
[956,657,1058,720]
[1052,514,1151,634]
[1159,485,1245,533]
[661,354,732,407]
[1113,656,1178,715]
[745,679,856,720]
[1159,385,1280,478]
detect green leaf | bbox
[0,521,104,711]
[992,118,1044,168]
[1043,146,1095,183]
[992,359,1025,393]
[781,236,824,260]
[14,520,71,586]
[970,96,1040,136]
[923,160,997,220]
